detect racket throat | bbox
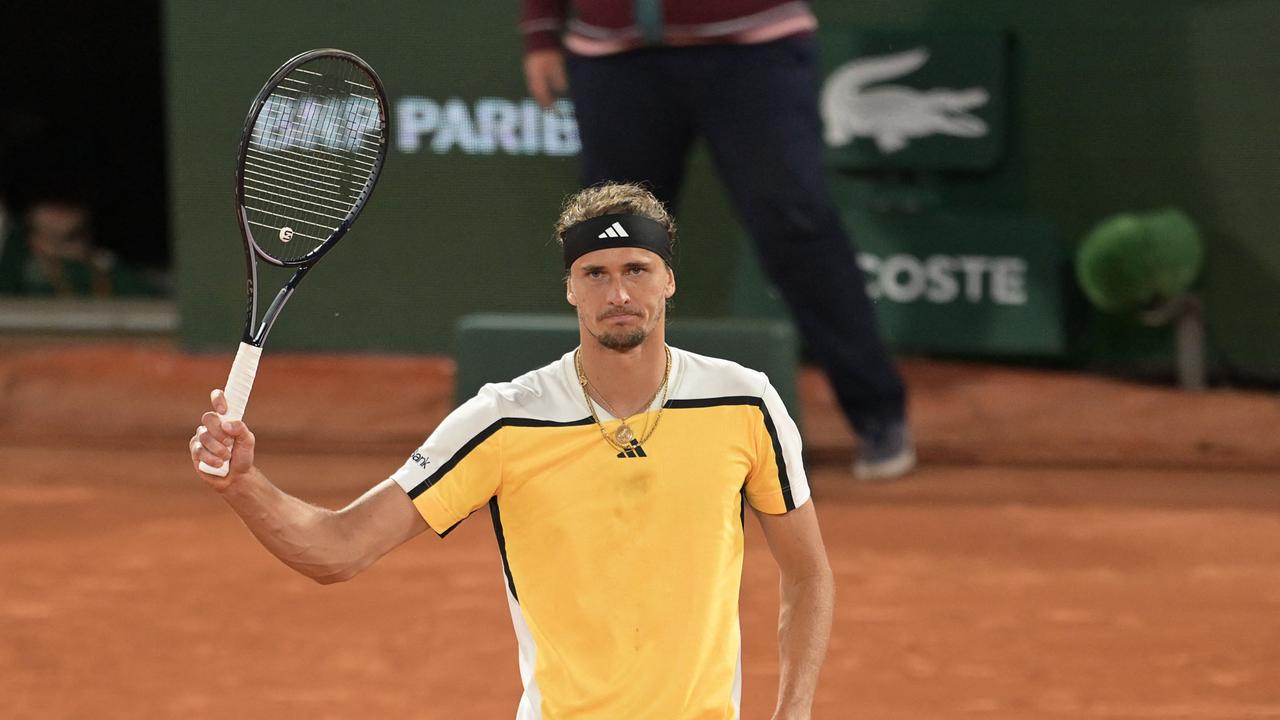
[253,266,309,343]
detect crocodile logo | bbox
[821,47,990,154]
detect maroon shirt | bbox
[521,0,817,55]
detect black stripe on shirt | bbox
[664,396,795,511]
[406,416,594,500]
[489,497,518,603]
[436,505,484,539]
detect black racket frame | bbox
[232,48,390,347]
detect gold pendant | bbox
[614,424,635,445]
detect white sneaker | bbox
[854,423,917,481]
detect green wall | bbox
[171,3,581,353]
[813,0,1280,374]
[167,1,1280,377]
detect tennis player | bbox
[189,182,834,720]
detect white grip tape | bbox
[198,342,263,477]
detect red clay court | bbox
[2,340,1279,719]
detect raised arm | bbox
[754,501,835,720]
[189,389,427,584]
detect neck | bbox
[576,330,668,418]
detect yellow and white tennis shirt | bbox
[390,346,809,720]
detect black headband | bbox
[562,213,673,269]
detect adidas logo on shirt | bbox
[616,439,647,459]
[598,221,629,239]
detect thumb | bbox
[226,423,256,473]
[220,418,249,438]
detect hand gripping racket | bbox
[199,49,390,476]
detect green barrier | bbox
[455,314,799,416]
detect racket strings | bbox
[242,56,386,264]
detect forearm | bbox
[218,467,360,583]
[774,570,835,718]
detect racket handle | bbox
[199,342,263,477]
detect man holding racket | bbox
[190,182,834,720]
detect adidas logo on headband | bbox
[598,222,629,239]
[563,213,672,269]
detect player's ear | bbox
[565,276,577,306]
[664,266,676,299]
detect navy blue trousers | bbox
[567,36,906,437]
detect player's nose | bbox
[605,277,630,305]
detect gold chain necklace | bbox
[575,345,672,451]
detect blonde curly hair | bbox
[554,182,677,262]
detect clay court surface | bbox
[2,339,1279,719]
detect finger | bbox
[201,412,228,442]
[218,415,245,438]
[228,423,254,451]
[195,445,226,470]
[226,424,255,473]
[191,436,225,468]
[197,425,232,457]
[210,388,228,415]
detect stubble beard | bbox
[594,326,648,351]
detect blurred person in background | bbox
[520,0,915,480]
[21,200,112,298]
[0,125,161,298]
[0,197,159,298]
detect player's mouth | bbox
[600,310,642,322]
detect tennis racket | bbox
[199,48,390,476]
